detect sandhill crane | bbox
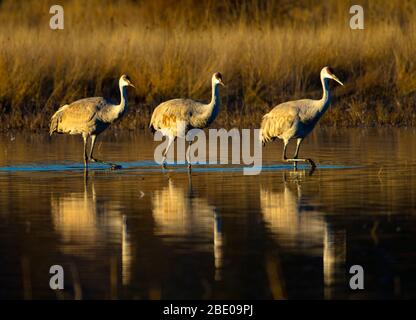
[149,72,225,168]
[260,67,343,168]
[49,75,135,169]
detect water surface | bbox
[0,128,415,299]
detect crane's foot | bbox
[90,158,122,170]
[286,158,317,169]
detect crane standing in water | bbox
[49,75,135,169]
[149,72,225,169]
[260,67,344,168]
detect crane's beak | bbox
[332,75,344,86]
[126,79,136,89]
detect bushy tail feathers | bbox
[49,104,68,135]
[49,116,58,135]
[259,115,274,146]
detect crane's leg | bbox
[292,138,304,169]
[282,139,298,169]
[89,135,121,169]
[82,133,89,168]
[162,136,176,169]
[186,140,193,169]
[285,138,316,169]
[282,140,289,161]
[293,138,303,159]
[89,135,98,162]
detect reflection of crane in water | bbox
[51,175,132,297]
[121,215,132,286]
[51,177,124,256]
[151,174,224,281]
[260,171,346,299]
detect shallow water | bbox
[0,128,416,299]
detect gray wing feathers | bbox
[49,97,108,135]
[260,102,300,145]
[149,99,204,136]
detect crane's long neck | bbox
[107,83,128,122]
[118,84,128,114]
[205,83,221,122]
[318,75,331,114]
[105,84,128,123]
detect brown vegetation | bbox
[0,0,416,131]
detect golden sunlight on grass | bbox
[0,0,416,130]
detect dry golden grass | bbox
[0,0,416,131]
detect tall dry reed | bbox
[0,0,415,131]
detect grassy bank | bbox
[0,0,416,131]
